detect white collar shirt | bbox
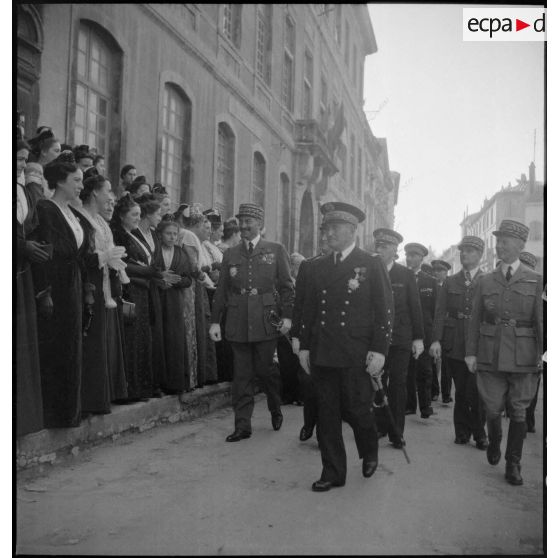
[501,259,520,278]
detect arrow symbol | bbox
[516,19,530,31]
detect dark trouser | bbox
[313,365,378,485]
[431,361,440,397]
[276,335,301,403]
[448,358,486,441]
[431,355,452,399]
[299,366,319,429]
[526,373,542,430]
[407,352,433,412]
[376,345,411,439]
[230,340,281,433]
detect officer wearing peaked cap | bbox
[298,202,394,491]
[373,228,424,449]
[465,220,544,486]
[209,203,294,442]
[431,236,487,447]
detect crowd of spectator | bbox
[16,124,244,436]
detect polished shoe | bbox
[390,438,405,450]
[225,430,251,442]
[442,397,453,404]
[405,409,416,415]
[487,443,501,465]
[271,413,283,431]
[431,394,439,402]
[475,438,489,451]
[377,431,387,439]
[299,425,314,441]
[420,406,434,419]
[454,436,469,445]
[311,479,344,492]
[362,459,378,478]
[505,463,523,486]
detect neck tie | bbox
[465,270,472,283]
[505,265,512,282]
[248,241,254,254]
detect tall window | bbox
[282,16,295,112]
[74,25,113,156]
[223,4,242,48]
[252,152,266,209]
[160,84,188,204]
[350,134,355,189]
[319,74,328,129]
[303,50,313,119]
[216,123,235,217]
[256,5,272,85]
[334,5,342,46]
[280,173,291,249]
[344,21,350,65]
[357,147,362,197]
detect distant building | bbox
[459,162,544,273]
[17,3,397,255]
[440,244,461,275]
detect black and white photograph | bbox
[13,2,550,555]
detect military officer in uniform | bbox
[405,243,438,418]
[298,202,393,492]
[465,220,543,485]
[431,259,453,403]
[373,228,424,448]
[430,237,487,448]
[209,203,294,442]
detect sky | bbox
[363,3,545,256]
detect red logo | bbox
[516,19,530,32]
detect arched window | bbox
[529,221,542,241]
[279,173,291,249]
[159,84,192,204]
[252,152,266,209]
[216,123,235,217]
[73,21,122,177]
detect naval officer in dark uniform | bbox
[373,228,424,448]
[210,203,294,442]
[298,202,394,492]
[465,220,544,485]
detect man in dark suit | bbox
[431,237,488,448]
[298,202,394,492]
[373,228,424,449]
[431,259,453,404]
[209,203,294,442]
[466,221,543,485]
[405,243,438,418]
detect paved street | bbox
[17,390,543,555]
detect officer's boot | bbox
[504,421,527,486]
[486,416,502,465]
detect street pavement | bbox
[17,388,544,555]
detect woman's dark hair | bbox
[74,147,94,163]
[80,174,108,203]
[120,164,136,179]
[128,176,151,196]
[222,218,240,241]
[138,197,161,219]
[184,214,206,228]
[93,154,104,165]
[152,183,168,195]
[43,152,78,190]
[17,139,31,152]
[83,166,100,181]
[110,193,139,228]
[157,219,180,235]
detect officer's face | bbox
[460,247,482,268]
[496,235,524,263]
[434,269,448,283]
[375,242,397,266]
[324,222,356,252]
[405,252,423,271]
[318,230,333,256]
[238,216,262,241]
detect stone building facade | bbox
[17,3,397,255]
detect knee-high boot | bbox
[504,421,526,486]
[486,416,503,465]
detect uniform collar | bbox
[386,260,395,272]
[244,234,261,250]
[335,241,356,263]
[463,266,480,280]
[501,259,520,277]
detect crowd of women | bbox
[16,125,242,436]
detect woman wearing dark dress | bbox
[26,126,62,200]
[154,220,194,393]
[133,196,165,397]
[31,153,95,428]
[111,196,162,401]
[78,175,128,415]
[16,140,48,436]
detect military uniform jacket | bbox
[415,270,438,348]
[291,255,323,339]
[432,269,483,361]
[466,263,543,373]
[388,262,424,349]
[210,239,294,343]
[299,247,394,368]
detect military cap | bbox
[519,251,537,270]
[404,242,428,257]
[236,202,264,221]
[492,219,530,242]
[421,263,434,275]
[203,208,222,224]
[431,259,451,271]
[457,236,485,252]
[373,228,403,246]
[320,201,365,226]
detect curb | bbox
[16,382,233,471]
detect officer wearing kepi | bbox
[298,202,394,492]
[209,203,294,442]
[373,228,424,449]
[465,220,544,486]
[431,237,487,448]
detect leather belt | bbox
[232,288,261,296]
[447,310,471,320]
[484,317,533,328]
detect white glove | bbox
[298,349,311,375]
[464,356,477,374]
[279,317,292,336]
[366,351,385,377]
[430,341,442,360]
[291,337,300,355]
[209,323,222,342]
[412,339,424,359]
